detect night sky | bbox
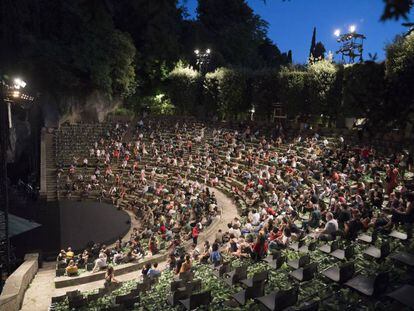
[182,0,410,63]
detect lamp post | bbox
[0,77,32,274]
[194,48,212,74]
[250,105,256,121]
[334,25,366,63]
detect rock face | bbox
[7,90,119,170]
[42,91,121,126]
[7,117,30,163]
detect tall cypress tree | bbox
[287,50,292,63]
[309,26,316,62]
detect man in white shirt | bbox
[317,212,338,241]
[92,253,107,272]
[251,210,261,226]
[228,224,241,238]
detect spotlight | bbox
[349,25,356,33]
[206,49,211,54]
[194,49,200,55]
[13,78,26,89]
[334,29,341,37]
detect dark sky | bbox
[182,0,409,63]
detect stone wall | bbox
[0,253,39,311]
[39,128,47,199]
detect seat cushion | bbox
[389,230,408,240]
[363,246,381,259]
[387,285,414,309]
[233,290,247,305]
[319,244,332,253]
[240,278,253,287]
[321,266,340,282]
[390,251,414,267]
[357,234,372,243]
[345,275,374,296]
[256,292,276,310]
[289,242,300,251]
[287,259,300,269]
[330,249,345,260]
[289,268,304,281]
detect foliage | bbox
[196,0,287,68]
[135,94,176,116]
[110,0,184,97]
[313,42,326,60]
[204,67,251,120]
[251,69,280,120]
[307,59,339,116]
[278,67,310,117]
[342,62,386,118]
[111,107,135,116]
[0,0,137,102]
[381,0,414,21]
[166,61,201,114]
[385,32,414,128]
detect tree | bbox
[1,0,137,104]
[110,0,184,96]
[166,61,201,114]
[251,69,280,120]
[204,67,251,120]
[307,59,339,117]
[308,27,326,62]
[384,32,414,129]
[278,67,310,117]
[381,0,413,21]
[309,27,316,60]
[342,62,385,119]
[196,0,287,68]
[313,42,326,60]
[287,50,293,63]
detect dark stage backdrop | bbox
[59,200,130,251]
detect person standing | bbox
[192,223,199,246]
[386,165,399,195]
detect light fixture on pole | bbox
[250,105,256,121]
[194,48,212,74]
[334,24,366,63]
[0,76,33,274]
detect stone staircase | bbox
[45,131,57,202]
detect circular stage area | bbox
[59,200,130,251]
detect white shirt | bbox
[324,219,338,234]
[252,213,260,225]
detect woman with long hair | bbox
[104,266,118,287]
[251,233,268,261]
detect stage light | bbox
[13,78,26,89]
[206,49,211,54]
[194,49,200,55]
[349,25,356,33]
[334,29,341,37]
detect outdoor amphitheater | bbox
[0,116,411,311]
[1,1,414,311]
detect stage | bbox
[59,200,130,251]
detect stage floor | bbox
[59,200,130,251]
